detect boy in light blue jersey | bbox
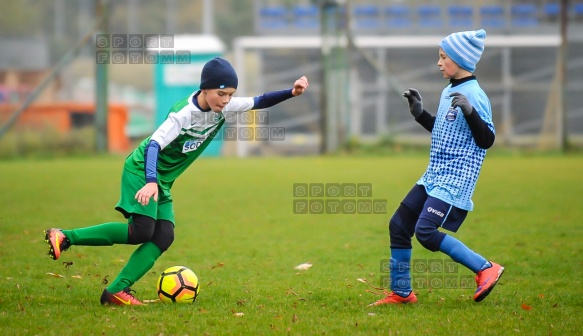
[370,29,504,306]
[44,57,309,305]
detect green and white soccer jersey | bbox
[124,92,254,188]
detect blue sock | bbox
[439,235,490,273]
[390,248,412,297]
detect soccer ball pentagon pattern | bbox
[157,266,200,303]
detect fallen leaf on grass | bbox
[294,262,312,271]
[209,262,225,269]
[46,273,64,278]
[521,303,532,311]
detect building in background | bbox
[0,39,57,104]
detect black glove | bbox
[402,88,423,118]
[449,92,473,116]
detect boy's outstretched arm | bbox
[252,76,309,110]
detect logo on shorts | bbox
[446,107,457,121]
[427,207,444,217]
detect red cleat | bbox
[100,288,143,306]
[359,277,417,306]
[44,228,71,260]
[474,261,504,302]
[368,291,418,306]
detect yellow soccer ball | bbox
[157,266,200,303]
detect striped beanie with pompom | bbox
[439,29,486,73]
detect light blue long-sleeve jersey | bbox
[417,80,494,211]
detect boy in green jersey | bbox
[45,57,309,305]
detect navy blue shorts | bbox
[403,184,468,232]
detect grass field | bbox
[1,153,582,335]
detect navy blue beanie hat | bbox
[200,57,238,90]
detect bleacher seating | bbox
[293,5,319,29]
[574,2,583,21]
[448,5,473,28]
[543,3,560,22]
[353,5,381,30]
[255,2,583,35]
[417,5,443,28]
[511,4,539,27]
[385,5,413,29]
[259,6,288,30]
[480,5,505,29]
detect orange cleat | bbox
[474,261,504,302]
[368,291,418,306]
[44,228,71,260]
[100,288,143,306]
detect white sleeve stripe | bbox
[223,97,254,113]
[150,108,190,149]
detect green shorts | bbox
[115,168,175,225]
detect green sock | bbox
[63,222,129,246]
[107,242,162,293]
